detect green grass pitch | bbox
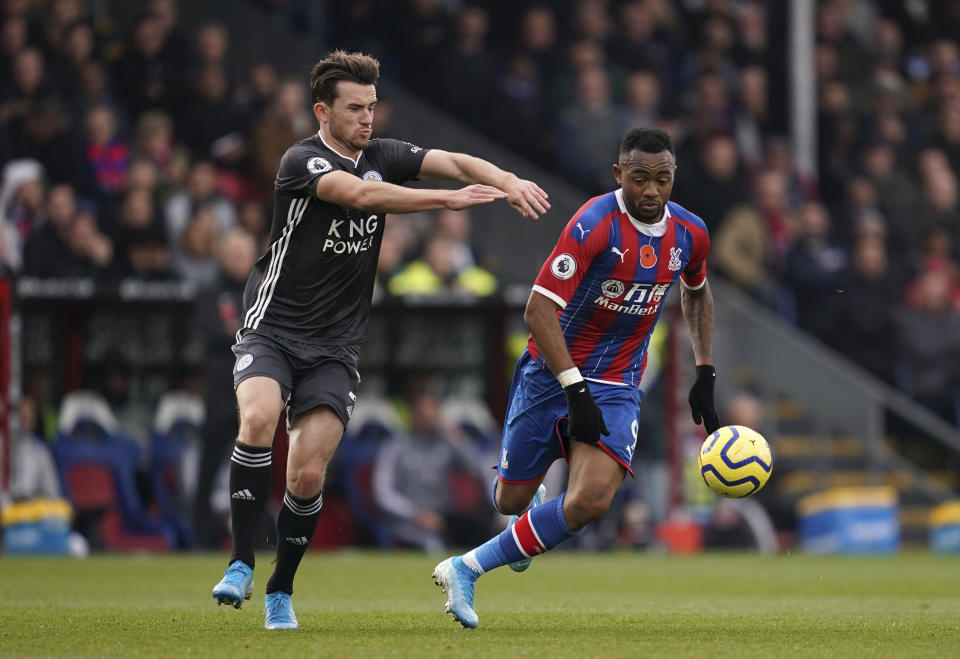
[0,551,958,657]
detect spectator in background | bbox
[0,158,44,271]
[22,182,75,277]
[235,199,270,249]
[0,15,28,75]
[49,20,96,103]
[176,62,244,160]
[193,227,258,549]
[782,201,847,343]
[896,268,960,423]
[389,235,497,298]
[9,397,61,500]
[170,205,219,287]
[238,62,279,127]
[69,60,118,124]
[713,170,795,303]
[608,0,671,73]
[622,69,663,132]
[65,208,114,280]
[8,98,97,198]
[671,133,746,233]
[495,53,548,166]
[514,5,564,89]
[373,217,415,300]
[434,208,481,272]
[732,65,770,172]
[83,105,129,196]
[163,160,236,244]
[763,136,818,210]
[115,12,183,117]
[0,47,49,111]
[192,22,229,70]
[917,165,960,242]
[130,110,187,194]
[554,65,629,195]
[436,5,498,135]
[858,140,917,246]
[835,236,900,382]
[372,390,490,552]
[108,187,172,281]
[250,79,314,194]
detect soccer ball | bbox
[698,425,773,498]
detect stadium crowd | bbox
[2,0,960,550]
[2,0,959,420]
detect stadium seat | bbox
[54,391,174,551]
[150,392,204,549]
[340,397,399,547]
[439,397,500,454]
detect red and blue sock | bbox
[462,492,575,574]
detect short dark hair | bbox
[619,127,675,159]
[310,50,380,105]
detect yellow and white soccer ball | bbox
[698,425,773,498]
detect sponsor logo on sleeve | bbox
[550,253,577,280]
[307,157,332,174]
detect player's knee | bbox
[287,464,324,498]
[563,491,611,529]
[237,406,276,445]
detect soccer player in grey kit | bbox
[211,50,550,629]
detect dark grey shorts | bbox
[231,330,360,428]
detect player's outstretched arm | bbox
[314,170,505,214]
[681,280,720,434]
[418,149,550,219]
[525,291,609,445]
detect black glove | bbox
[688,365,720,434]
[563,380,610,445]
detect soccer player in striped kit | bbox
[210,50,550,629]
[433,127,720,628]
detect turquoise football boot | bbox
[264,591,298,630]
[212,560,254,609]
[432,556,480,629]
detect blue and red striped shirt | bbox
[529,190,710,387]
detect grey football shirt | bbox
[239,133,428,344]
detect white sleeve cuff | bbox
[532,285,567,308]
[681,275,707,291]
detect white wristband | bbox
[556,367,583,388]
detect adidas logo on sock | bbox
[231,489,255,500]
[285,536,309,546]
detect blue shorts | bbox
[497,352,643,484]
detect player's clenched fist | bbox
[563,381,610,445]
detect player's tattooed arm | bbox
[418,150,550,219]
[680,279,715,367]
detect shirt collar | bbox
[615,188,669,237]
[317,129,361,167]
